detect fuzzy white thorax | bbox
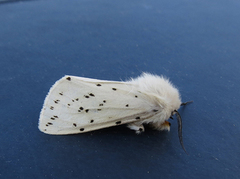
[129,73,182,127]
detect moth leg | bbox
[152,121,171,131]
[127,122,145,134]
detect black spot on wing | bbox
[50,106,54,110]
[80,128,84,131]
[116,121,121,125]
[54,100,60,104]
[99,103,103,106]
[112,88,117,91]
[135,95,138,98]
[85,109,89,113]
[45,123,52,127]
[89,93,95,97]
[96,84,101,86]
[135,117,140,119]
[103,100,106,103]
[90,119,94,123]
[126,104,129,107]
[50,116,58,120]
[73,123,77,127]
[59,92,63,95]
[84,95,89,98]
[66,77,71,81]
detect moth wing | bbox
[39,75,160,135]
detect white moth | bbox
[39,73,192,153]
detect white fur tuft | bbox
[129,73,181,126]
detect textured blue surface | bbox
[1,0,240,178]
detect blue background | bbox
[0,0,239,178]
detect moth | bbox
[39,73,192,153]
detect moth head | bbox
[156,78,182,116]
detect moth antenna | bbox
[174,110,188,155]
[181,101,193,106]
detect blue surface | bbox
[1,0,240,178]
